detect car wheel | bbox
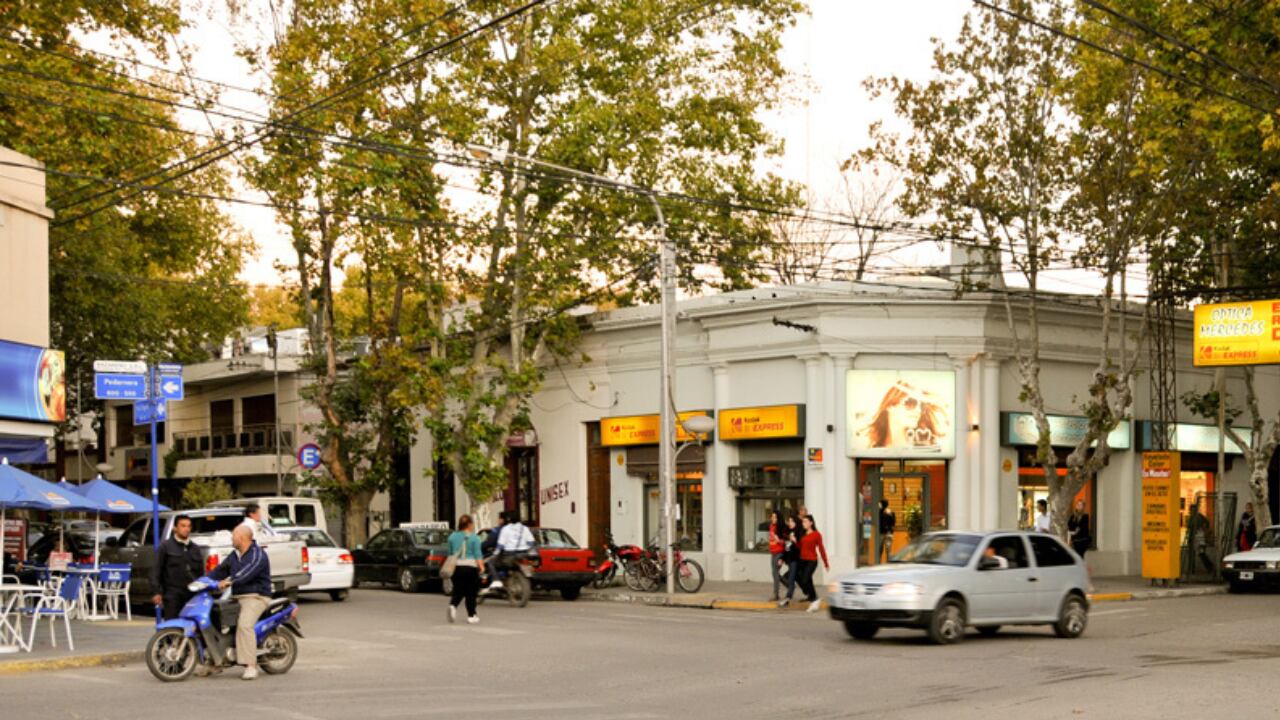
[398,567,419,593]
[560,585,582,601]
[329,590,348,602]
[927,597,966,645]
[1053,594,1088,639]
[977,625,1000,637]
[844,621,878,640]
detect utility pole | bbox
[653,194,677,596]
[269,326,283,496]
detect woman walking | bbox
[767,510,785,601]
[797,515,830,613]
[777,515,804,608]
[446,514,486,625]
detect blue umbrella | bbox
[74,476,168,514]
[0,457,108,589]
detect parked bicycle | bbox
[623,539,705,593]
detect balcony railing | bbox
[171,423,295,460]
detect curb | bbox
[0,650,143,676]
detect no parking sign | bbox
[297,443,323,470]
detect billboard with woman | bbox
[847,370,955,458]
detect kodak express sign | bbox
[601,411,712,447]
[718,405,804,441]
[1194,300,1280,367]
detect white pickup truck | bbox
[102,507,311,606]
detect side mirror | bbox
[355,544,364,551]
[104,537,118,547]
[978,556,1002,571]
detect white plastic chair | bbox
[93,565,132,621]
[23,572,82,651]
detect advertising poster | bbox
[1193,300,1280,367]
[0,339,66,423]
[2,518,26,562]
[847,370,956,458]
[1141,451,1182,580]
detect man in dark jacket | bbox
[208,525,272,680]
[150,514,204,620]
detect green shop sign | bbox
[1001,412,1132,450]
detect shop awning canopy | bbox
[0,436,48,464]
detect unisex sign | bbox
[0,339,65,423]
[1194,300,1280,367]
[718,405,804,441]
[1141,451,1182,580]
[600,411,713,447]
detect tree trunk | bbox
[344,489,373,548]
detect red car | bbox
[528,528,596,601]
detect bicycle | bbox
[625,539,705,593]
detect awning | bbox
[0,436,48,464]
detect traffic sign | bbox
[297,443,323,470]
[134,398,167,424]
[94,373,148,401]
[158,374,184,401]
[157,362,183,376]
[93,360,147,374]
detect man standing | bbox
[150,514,204,620]
[1034,499,1051,533]
[208,526,272,680]
[878,500,896,564]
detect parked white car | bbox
[1223,525,1280,592]
[826,531,1090,644]
[277,526,354,602]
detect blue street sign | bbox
[297,443,323,470]
[134,398,167,424]
[94,373,148,401]
[158,374,184,401]
[157,362,183,376]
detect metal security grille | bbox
[1181,491,1237,582]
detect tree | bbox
[865,1,1147,538]
[180,476,235,510]
[248,286,303,329]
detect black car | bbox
[14,532,98,584]
[352,526,451,593]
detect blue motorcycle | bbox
[145,576,303,682]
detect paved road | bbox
[3,588,1280,719]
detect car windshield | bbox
[534,529,578,549]
[1255,528,1280,549]
[891,534,980,567]
[186,514,243,538]
[283,529,336,548]
[410,530,449,547]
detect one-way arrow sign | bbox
[134,398,167,424]
[158,375,184,401]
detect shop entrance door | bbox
[859,470,929,566]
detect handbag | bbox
[440,536,466,580]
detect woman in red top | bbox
[797,515,829,613]
[767,510,785,601]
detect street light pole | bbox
[268,326,283,496]
[464,143,680,594]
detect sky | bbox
[149,0,972,288]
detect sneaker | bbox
[807,600,822,613]
[467,615,479,625]
[777,599,789,608]
[242,666,259,681]
[448,604,456,623]
[489,580,504,590]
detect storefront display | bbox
[856,459,947,565]
[847,370,956,458]
[645,476,704,550]
[730,462,804,552]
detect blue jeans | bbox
[770,552,784,598]
[783,559,799,600]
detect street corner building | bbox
[0,145,62,465]
[407,280,1280,583]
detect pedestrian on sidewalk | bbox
[878,500,896,564]
[1034,499,1051,533]
[1067,500,1091,559]
[1238,503,1258,552]
[777,514,804,608]
[767,510,785,601]
[798,515,830,613]
[447,514,486,625]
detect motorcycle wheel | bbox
[592,564,616,590]
[623,562,647,591]
[145,629,198,682]
[506,573,531,607]
[260,629,298,675]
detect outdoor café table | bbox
[59,567,111,621]
[0,583,42,653]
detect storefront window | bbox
[1014,448,1095,545]
[856,460,947,564]
[645,475,703,551]
[737,492,804,552]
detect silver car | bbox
[827,531,1090,644]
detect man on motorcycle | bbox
[486,511,535,591]
[207,525,272,681]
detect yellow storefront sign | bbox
[1141,451,1182,580]
[1194,300,1280,367]
[600,411,712,447]
[718,405,804,441]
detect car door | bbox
[1028,535,1081,618]
[971,534,1039,622]
[356,531,389,583]
[111,517,151,600]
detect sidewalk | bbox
[583,576,1228,612]
[0,618,151,675]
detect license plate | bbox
[847,599,865,609]
[1241,571,1254,580]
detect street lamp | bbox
[466,143,681,593]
